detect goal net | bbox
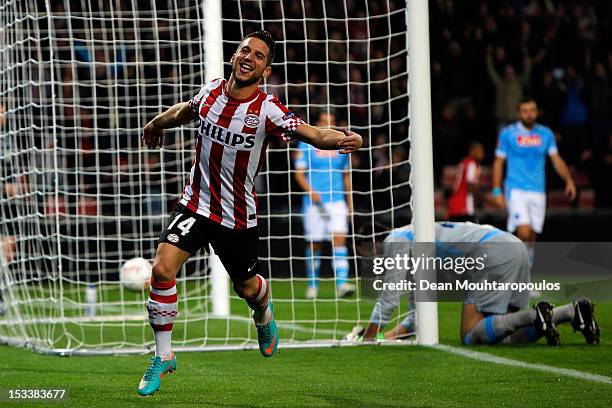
[0,0,433,354]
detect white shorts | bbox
[506,188,546,234]
[303,200,349,242]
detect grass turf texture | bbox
[1,299,611,407]
[0,279,397,350]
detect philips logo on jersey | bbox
[517,135,542,147]
[200,120,255,149]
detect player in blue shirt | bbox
[492,98,576,251]
[294,111,354,299]
[345,222,600,346]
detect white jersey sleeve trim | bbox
[494,149,507,158]
[465,161,478,184]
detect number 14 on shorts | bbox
[168,214,196,236]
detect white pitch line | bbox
[432,344,612,385]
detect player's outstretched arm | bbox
[294,123,362,154]
[550,153,577,200]
[142,102,197,148]
[344,171,353,215]
[491,156,506,208]
[294,169,322,204]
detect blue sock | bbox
[333,246,349,287]
[305,246,321,288]
[464,315,504,345]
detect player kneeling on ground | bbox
[348,222,600,346]
[138,31,362,396]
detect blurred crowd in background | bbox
[429,0,611,208]
[1,0,611,232]
[1,0,611,275]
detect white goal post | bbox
[408,0,439,346]
[0,0,437,354]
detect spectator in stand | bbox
[587,62,612,150]
[533,69,564,129]
[580,134,612,208]
[485,46,532,128]
[559,66,589,162]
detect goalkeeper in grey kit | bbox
[350,222,600,346]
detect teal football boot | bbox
[256,302,279,357]
[137,353,176,396]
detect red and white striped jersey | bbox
[179,78,304,230]
[447,157,480,217]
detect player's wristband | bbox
[491,187,502,197]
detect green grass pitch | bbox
[1,282,611,407]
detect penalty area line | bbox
[432,344,612,385]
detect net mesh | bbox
[0,0,412,354]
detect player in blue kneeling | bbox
[348,222,600,346]
[294,110,354,299]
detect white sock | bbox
[155,331,173,360]
[253,307,272,327]
[553,303,575,324]
[248,274,272,326]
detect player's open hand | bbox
[337,129,363,154]
[491,194,505,209]
[565,179,577,201]
[310,191,322,204]
[142,121,164,148]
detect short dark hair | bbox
[244,30,276,66]
[468,140,483,149]
[517,96,537,109]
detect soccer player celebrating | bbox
[349,222,599,346]
[492,98,576,252]
[293,110,355,299]
[138,31,362,396]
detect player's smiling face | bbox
[230,37,272,87]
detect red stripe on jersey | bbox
[242,93,267,134]
[447,158,478,217]
[250,137,269,222]
[265,117,284,139]
[187,81,224,212]
[254,136,270,178]
[200,82,224,118]
[270,96,289,114]
[265,117,274,132]
[232,150,251,229]
[186,135,203,212]
[216,101,240,128]
[208,142,225,223]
